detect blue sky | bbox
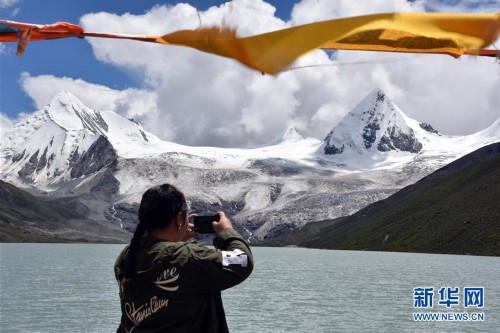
[1,0,297,117]
[1,0,499,147]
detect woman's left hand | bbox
[182,214,200,241]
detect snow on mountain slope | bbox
[320,89,422,156]
[1,89,498,241]
[317,88,499,170]
[1,92,99,184]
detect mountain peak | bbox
[320,89,423,157]
[268,125,304,145]
[349,88,390,118]
[49,90,84,105]
[45,91,109,135]
[280,126,303,142]
[368,87,387,100]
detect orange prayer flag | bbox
[0,19,157,55]
[2,12,499,72]
[0,20,84,55]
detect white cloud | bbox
[0,0,20,8]
[423,0,500,13]
[290,0,425,25]
[0,112,15,136]
[19,73,169,138]
[20,0,500,147]
[0,0,21,15]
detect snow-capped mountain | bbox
[1,89,498,241]
[320,89,423,157]
[318,88,499,171]
[0,91,159,185]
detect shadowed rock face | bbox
[16,136,119,182]
[362,121,380,149]
[73,106,109,135]
[70,135,118,178]
[419,122,439,134]
[378,126,422,153]
[324,142,345,155]
[17,150,39,179]
[361,90,385,149]
[17,147,50,179]
[323,131,345,155]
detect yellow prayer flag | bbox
[157,12,500,74]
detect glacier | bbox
[1,89,498,241]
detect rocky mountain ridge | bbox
[1,89,498,241]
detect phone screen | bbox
[192,215,219,233]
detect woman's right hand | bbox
[213,211,233,233]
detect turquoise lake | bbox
[1,244,498,332]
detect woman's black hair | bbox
[121,184,187,279]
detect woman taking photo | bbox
[115,184,253,332]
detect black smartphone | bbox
[192,215,220,234]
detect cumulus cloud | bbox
[20,0,500,147]
[423,0,500,12]
[19,73,168,138]
[0,113,14,135]
[0,0,21,8]
[290,0,424,24]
